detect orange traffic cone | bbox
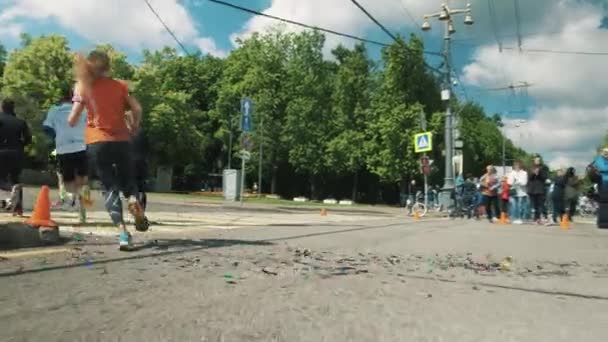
[320,208,328,216]
[560,214,570,230]
[25,186,58,228]
[499,212,508,225]
[414,210,421,220]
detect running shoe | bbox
[127,196,149,232]
[119,230,133,251]
[80,186,94,208]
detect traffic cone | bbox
[25,186,58,228]
[500,212,507,225]
[414,210,421,220]
[560,214,570,230]
[320,208,328,216]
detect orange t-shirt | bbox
[76,78,130,144]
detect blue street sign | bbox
[414,132,433,153]
[241,97,254,132]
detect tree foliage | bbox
[0,30,532,203]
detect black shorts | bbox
[87,141,136,196]
[57,151,88,182]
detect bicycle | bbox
[406,191,430,218]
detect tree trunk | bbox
[310,175,316,200]
[271,165,278,195]
[351,171,359,202]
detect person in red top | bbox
[68,50,148,250]
[480,165,500,223]
[500,176,511,220]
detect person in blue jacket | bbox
[590,147,608,228]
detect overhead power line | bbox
[396,0,420,27]
[503,47,608,56]
[512,0,523,51]
[348,0,443,74]
[144,0,190,55]
[487,0,503,52]
[350,0,398,41]
[452,40,608,56]
[208,0,391,48]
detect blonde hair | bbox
[73,50,111,95]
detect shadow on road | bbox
[0,238,273,277]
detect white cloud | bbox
[195,37,228,58]
[504,106,607,169]
[0,22,21,39]
[463,0,608,170]
[229,0,441,53]
[0,0,223,56]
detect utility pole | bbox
[258,116,263,198]
[422,2,474,209]
[228,118,233,169]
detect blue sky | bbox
[0,0,606,169]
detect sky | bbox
[0,0,606,171]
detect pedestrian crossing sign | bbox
[414,132,433,153]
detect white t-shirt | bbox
[43,103,87,155]
[508,169,529,197]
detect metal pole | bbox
[419,111,429,210]
[258,116,263,198]
[424,155,429,210]
[240,157,246,206]
[228,120,233,169]
[442,20,454,192]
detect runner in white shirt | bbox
[43,88,93,222]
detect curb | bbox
[0,222,60,249]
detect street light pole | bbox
[258,115,263,198]
[422,2,474,209]
[443,19,454,193]
[228,118,233,169]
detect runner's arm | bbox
[68,102,85,127]
[68,84,85,127]
[125,95,142,133]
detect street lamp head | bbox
[464,13,474,25]
[421,19,431,31]
[439,9,449,21]
[448,21,456,34]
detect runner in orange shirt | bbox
[68,50,148,250]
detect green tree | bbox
[326,43,372,201]
[1,35,73,164]
[132,48,224,185]
[456,102,529,175]
[2,35,73,109]
[282,30,334,198]
[365,35,441,191]
[0,43,7,89]
[213,29,292,194]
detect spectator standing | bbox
[507,160,528,224]
[480,165,500,223]
[528,156,550,225]
[564,167,580,222]
[500,176,511,221]
[550,169,566,225]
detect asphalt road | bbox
[1,207,608,341]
